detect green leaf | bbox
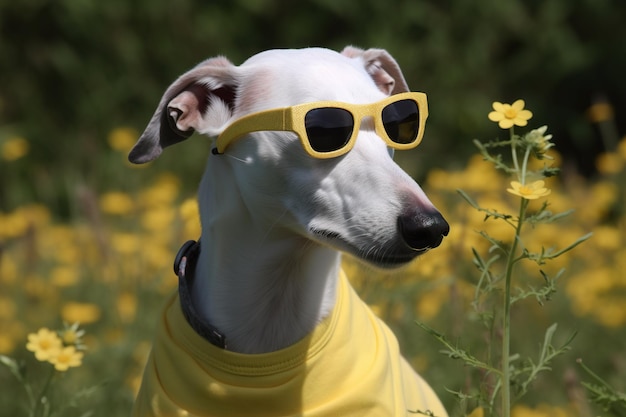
[457,189,480,209]
[0,355,25,383]
[525,233,592,264]
[415,321,501,375]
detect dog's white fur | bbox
[129,46,448,355]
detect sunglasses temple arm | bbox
[213,109,292,154]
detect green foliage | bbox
[2,0,626,211]
[418,107,590,416]
[578,359,626,417]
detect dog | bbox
[128,46,449,417]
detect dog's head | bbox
[129,46,448,268]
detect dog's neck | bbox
[190,158,341,354]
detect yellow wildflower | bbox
[180,197,199,222]
[61,329,79,345]
[1,137,30,161]
[100,192,135,215]
[0,334,16,354]
[111,232,141,255]
[0,204,51,240]
[507,180,551,200]
[61,302,101,324]
[139,173,181,207]
[117,292,138,323]
[26,328,62,362]
[180,197,202,239]
[488,99,533,129]
[48,346,84,371]
[596,152,623,175]
[467,407,484,417]
[512,403,571,417]
[586,101,614,123]
[108,127,138,152]
[60,322,86,348]
[50,266,80,287]
[593,226,622,251]
[141,207,176,232]
[0,297,16,319]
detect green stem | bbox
[520,146,532,185]
[510,127,521,181]
[24,382,36,413]
[31,366,55,417]
[577,358,614,389]
[502,198,528,417]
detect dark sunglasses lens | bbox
[305,108,354,152]
[382,99,419,144]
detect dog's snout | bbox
[397,210,449,251]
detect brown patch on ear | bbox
[129,56,237,164]
[366,60,396,95]
[341,46,410,95]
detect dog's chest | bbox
[132,272,447,416]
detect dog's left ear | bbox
[341,46,410,95]
[129,56,239,164]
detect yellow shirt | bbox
[133,270,448,417]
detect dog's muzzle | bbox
[397,210,450,251]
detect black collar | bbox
[174,240,227,349]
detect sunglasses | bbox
[213,92,428,159]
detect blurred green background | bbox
[2,0,625,213]
[1,1,625,416]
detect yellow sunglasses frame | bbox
[214,92,428,159]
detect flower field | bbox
[1,107,626,417]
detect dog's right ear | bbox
[129,57,239,164]
[341,46,410,95]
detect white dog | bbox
[129,46,449,417]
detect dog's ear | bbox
[341,46,410,95]
[129,57,238,164]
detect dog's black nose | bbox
[397,210,449,251]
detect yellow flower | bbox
[50,266,80,287]
[0,297,16,319]
[1,137,30,161]
[61,329,80,345]
[507,180,551,200]
[141,207,176,232]
[99,192,135,215]
[60,322,86,348]
[26,328,62,362]
[108,127,138,152]
[180,197,201,239]
[117,292,138,323]
[0,334,16,354]
[61,302,101,324]
[0,204,51,240]
[488,99,533,129]
[596,152,623,175]
[111,232,141,255]
[180,197,199,222]
[512,403,574,417]
[467,407,484,417]
[586,101,614,123]
[139,173,181,208]
[48,345,84,371]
